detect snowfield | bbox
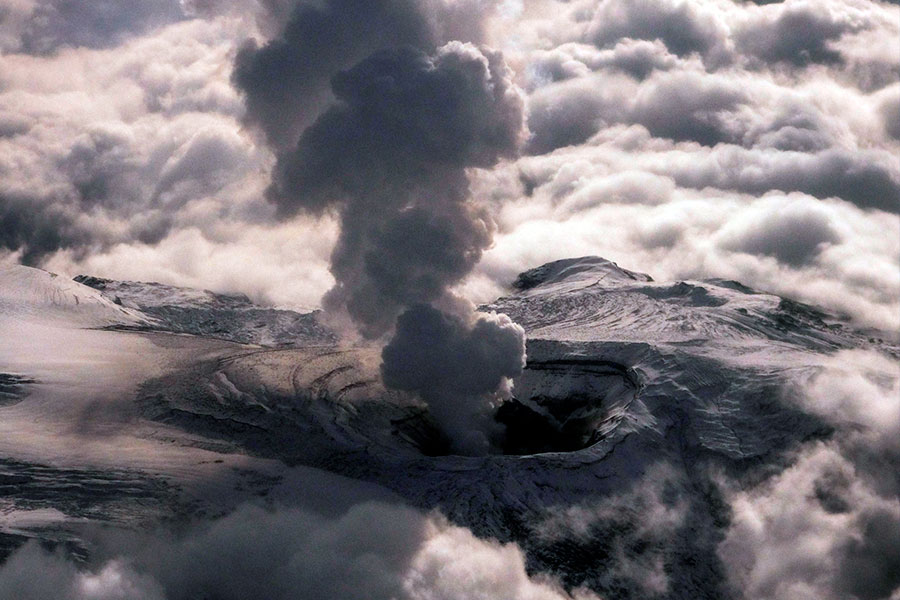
[0,258,896,599]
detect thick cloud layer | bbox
[719,349,900,600]
[0,0,186,54]
[0,1,898,596]
[0,500,596,600]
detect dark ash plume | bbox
[232,0,434,149]
[232,0,496,149]
[267,42,526,336]
[382,305,526,453]
[264,41,528,453]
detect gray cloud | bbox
[586,0,727,61]
[232,0,498,149]
[596,39,680,80]
[263,42,528,450]
[735,3,860,68]
[879,87,900,141]
[525,76,622,154]
[833,508,900,600]
[8,0,185,55]
[0,500,589,600]
[743,104,834,152]
[630,71,747,146]
[0,19,267,267]
[533,463,690,598]
[669,147,900,213]
[525,40,679,90]
[1,0,895,332]
[0,191,96,265]
[719,201,842,266]
[718,350,900,600]
[526,69,748,152]
[232,0,434,149]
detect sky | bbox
[0,0,897,330]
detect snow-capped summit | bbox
[0,264,150,328]
[492,256,877,355]
[512,256,653,293]
[73,274,335,346]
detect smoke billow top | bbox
[239,8,528,453]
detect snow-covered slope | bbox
[0,265,150,328]
[0,257,896,599]
[494,256,879,352]
[74,275,335,346]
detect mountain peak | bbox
[512,256,653,291]
[0,264,149,327]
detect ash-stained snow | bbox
[0,257,896,599]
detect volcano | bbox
[0,256,896,599]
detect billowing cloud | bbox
[0,501,597,600]
[586,0,728,62]
[261,40,528,451]
[734,2,860,67]
[0,0,185,54]
[232,0,500,149]
[0,17,269,265]
[232,0,434,149]
[717,197,842,266]
[0,2,898,597]
[267,42,526,337]
[719,349,900,600]
[0,0,895,338]
[382,305,525,453]
[878,85,900,140]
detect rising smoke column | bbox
[260,41,528,454]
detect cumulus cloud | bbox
[586,0,727,62]
[525,74,627,154]
[533,463,689,598]
[734,2,861,68]
[0,501,596,600]
[629,71,748,146]
[0,17,272,267]
[720,443,900,600]
[667,146,900,212]
[718,349,900,600]
[717,197,842,266]
[878,85,900,140]
[0,0,186,54]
